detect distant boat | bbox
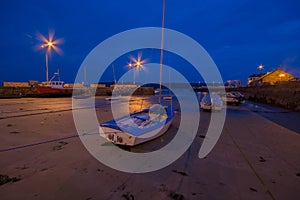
[100,105,174,146]
[72,86,92,99]
[105,87,133,101]
[36,70,84,97]
[105,65,134,101]
[105,64,121,101]
[72,66,92,99]
[105,95,121,101]
[73,96,90,99]
[36,81,73,97]
[201,93,223,111]
[154,89,161,94]
[163,95,173,100]
[222,91,244,105]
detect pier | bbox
[0,85,154,97]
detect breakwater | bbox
[237,82,300,111]
[0,86,154,98]
[0,87,38,97]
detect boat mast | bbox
[159,0,166,104]
[84,65,87,86]
[112,64,117,85]
[46,54,49,83]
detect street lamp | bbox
[128,62,136,84]
[38,31,62,83]
[258,64,264,74]
[128,55,145,84]
[42,41,55,83]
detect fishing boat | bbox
[163,95,173,100]
[100,105,174,146]
[36,71,73,97]
[36,82,72,97]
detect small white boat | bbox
[72,94,91,99]
[99,105,174,146]
[230,91,245,103]
[201,93,223,111]
[105,95,121,101]
[105,95,131,101]
[163,95,173,100]
[154,89,161,94]
[222,91,244,105]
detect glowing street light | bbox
[127,62,135,84]
[128,54,146,84]
[258,64,264,74]
[38,31,63,83]
[136,61,141,67]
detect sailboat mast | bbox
[84,65,87,86]
[159,0,166,104]
[112,64,117,85]
[46,53,49,83]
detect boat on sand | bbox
[100,105,173,146]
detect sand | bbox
[0,97,300,199]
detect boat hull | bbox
[99,118,173,146]
[36,86,73,97]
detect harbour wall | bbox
[236,82,300,111]
[94,87,154,96]
[0,86,154,97]
[0,87,38,97]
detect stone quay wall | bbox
[0,87,38,97]
[237,82,300,111]
[0,86,154,97]
[95,87,154,96]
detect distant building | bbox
[248,73,265,85]
[248,67,295,86]
[289,77,300,82]
[225,80,241,87]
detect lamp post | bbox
[42,41,54,83]
[41,41,56,83]
[39,32,62,83]
[128,63,135,84]
[128,56,144,85]
[258,64,264,74]
[134,61,142,85]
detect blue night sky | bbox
[0,0,299,84]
